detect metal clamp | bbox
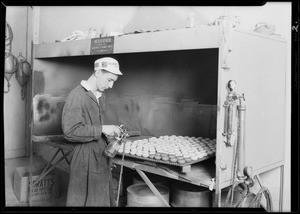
[209,178,216,191]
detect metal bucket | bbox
[171,181,212,207]
[127,183,169,207]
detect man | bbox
[62,57,123,206]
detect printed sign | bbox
[90,36,114,55]
[13,166,60,203]
[29,174,57,197]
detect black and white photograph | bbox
[1,2,298,212]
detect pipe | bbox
[237,103,246,173]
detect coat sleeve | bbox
[62,89,103,143]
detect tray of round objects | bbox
[116,135,216,168]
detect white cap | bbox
[94,57,123,75]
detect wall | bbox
[4,6,32,159]
[38,6,139,44]
[26,3,292,211]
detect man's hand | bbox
[102,125,122,137]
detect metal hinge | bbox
[209,178,216,191]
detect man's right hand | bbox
[102,125,121,137]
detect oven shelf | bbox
[34,26,219,58]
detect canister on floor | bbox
[213,186,256,207]
[127,183,169,207]
[171,181,212,207]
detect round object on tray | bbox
[191,155,198,161]
[177,159,186,164]
[169,158,177,163]
[142,153,149,158]
[184,157,192,163]
[207,151,214,156]
[173,151,180,155]
[127,183,169,207]
[130,150,136,156]
[175,154,182,159]
[183,154,190,159]
[168,154,176,159]
[181,151,188,156]
[197,154,204,159]
[149,154,155,159]
[176,155,184,159]
[162,156,169,161]
[154,155,161,160]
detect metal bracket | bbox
[29,148,73,189]
[181,165,191,173]
[135,167,170,207]
[209,178,216,191]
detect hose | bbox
[225,181,248,207]
[224,181,242,207]
[249,186,273,211]
[116,140,126,207]
[225,182,273,211]
[236,183,250,207]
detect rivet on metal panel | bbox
[220,162,227,170]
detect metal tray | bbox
[116,152,215,167]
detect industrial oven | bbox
[29,23,287,209]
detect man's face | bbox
[95,70,118,92]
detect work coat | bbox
[62,85,114,207]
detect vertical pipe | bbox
[116,142,126,207]
[279,165,284,212]
[223,103,228,138]
[29,133,33,206]
[28,6,36,204]
[227,103,234,143]
[237,104,246,173]
[25,6,30,157]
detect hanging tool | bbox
[16,52,32,99]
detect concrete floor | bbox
[5,155,68,207]
[5,155,280,210]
